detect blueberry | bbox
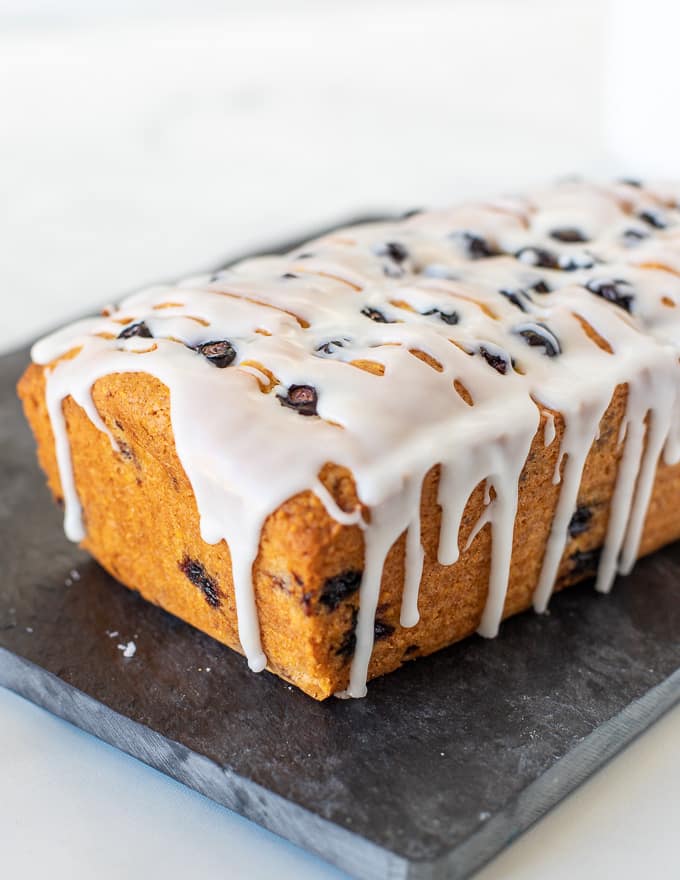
[514,322,561,357]
[639,208,667,229]
[118,321,153,340]
[550,227,589,243]
[516,246,560,269]
[336,608,358,658]
[422,307,459,325]
[558,251,596,271]
[568,505,592,537]
[499,288,532,313]
[585,278,635,313]
[316,339,346,355]
[454,231,499,259]
[529,279,551,294]
[361,306,394,323]
[195,340,237,368]
[373,242,409,276]
[373,241,409,263]
[479,345,509,374]
[374,619,394,641]
[281,272,298,279]
[622,227,649,245]
[117,440,135,463]
[569,547,601,576]
[179,557,221,608]
[278,384,318,416]
[319,570,362,610]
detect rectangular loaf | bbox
[18,179,680,699]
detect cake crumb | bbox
[25,627,33,634]
[106,629,119,638]
[117,640,136,659]
[205,667,211,672]
[69,569,81,581]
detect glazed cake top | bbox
[33,178,680,696]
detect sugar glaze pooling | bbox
[32,180,680,697]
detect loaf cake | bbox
[18,178,680,699]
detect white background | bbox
[1,1,679,877]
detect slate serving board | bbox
[1,224,680,880]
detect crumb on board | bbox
[117,640,136,659]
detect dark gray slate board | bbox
[1,226,680,880]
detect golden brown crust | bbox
[17,362,680,699]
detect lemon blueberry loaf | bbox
[18,178,680,699]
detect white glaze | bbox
[543,412,556,447]
[31,179,680,696]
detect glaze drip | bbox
[32,179,680,696]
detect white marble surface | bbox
[1,685,678,880]
[1,1,679,877]
[0,0,612,354]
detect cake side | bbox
[19,362,680,699]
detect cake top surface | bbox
[33,178,680,695]
[34,179,680,476]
